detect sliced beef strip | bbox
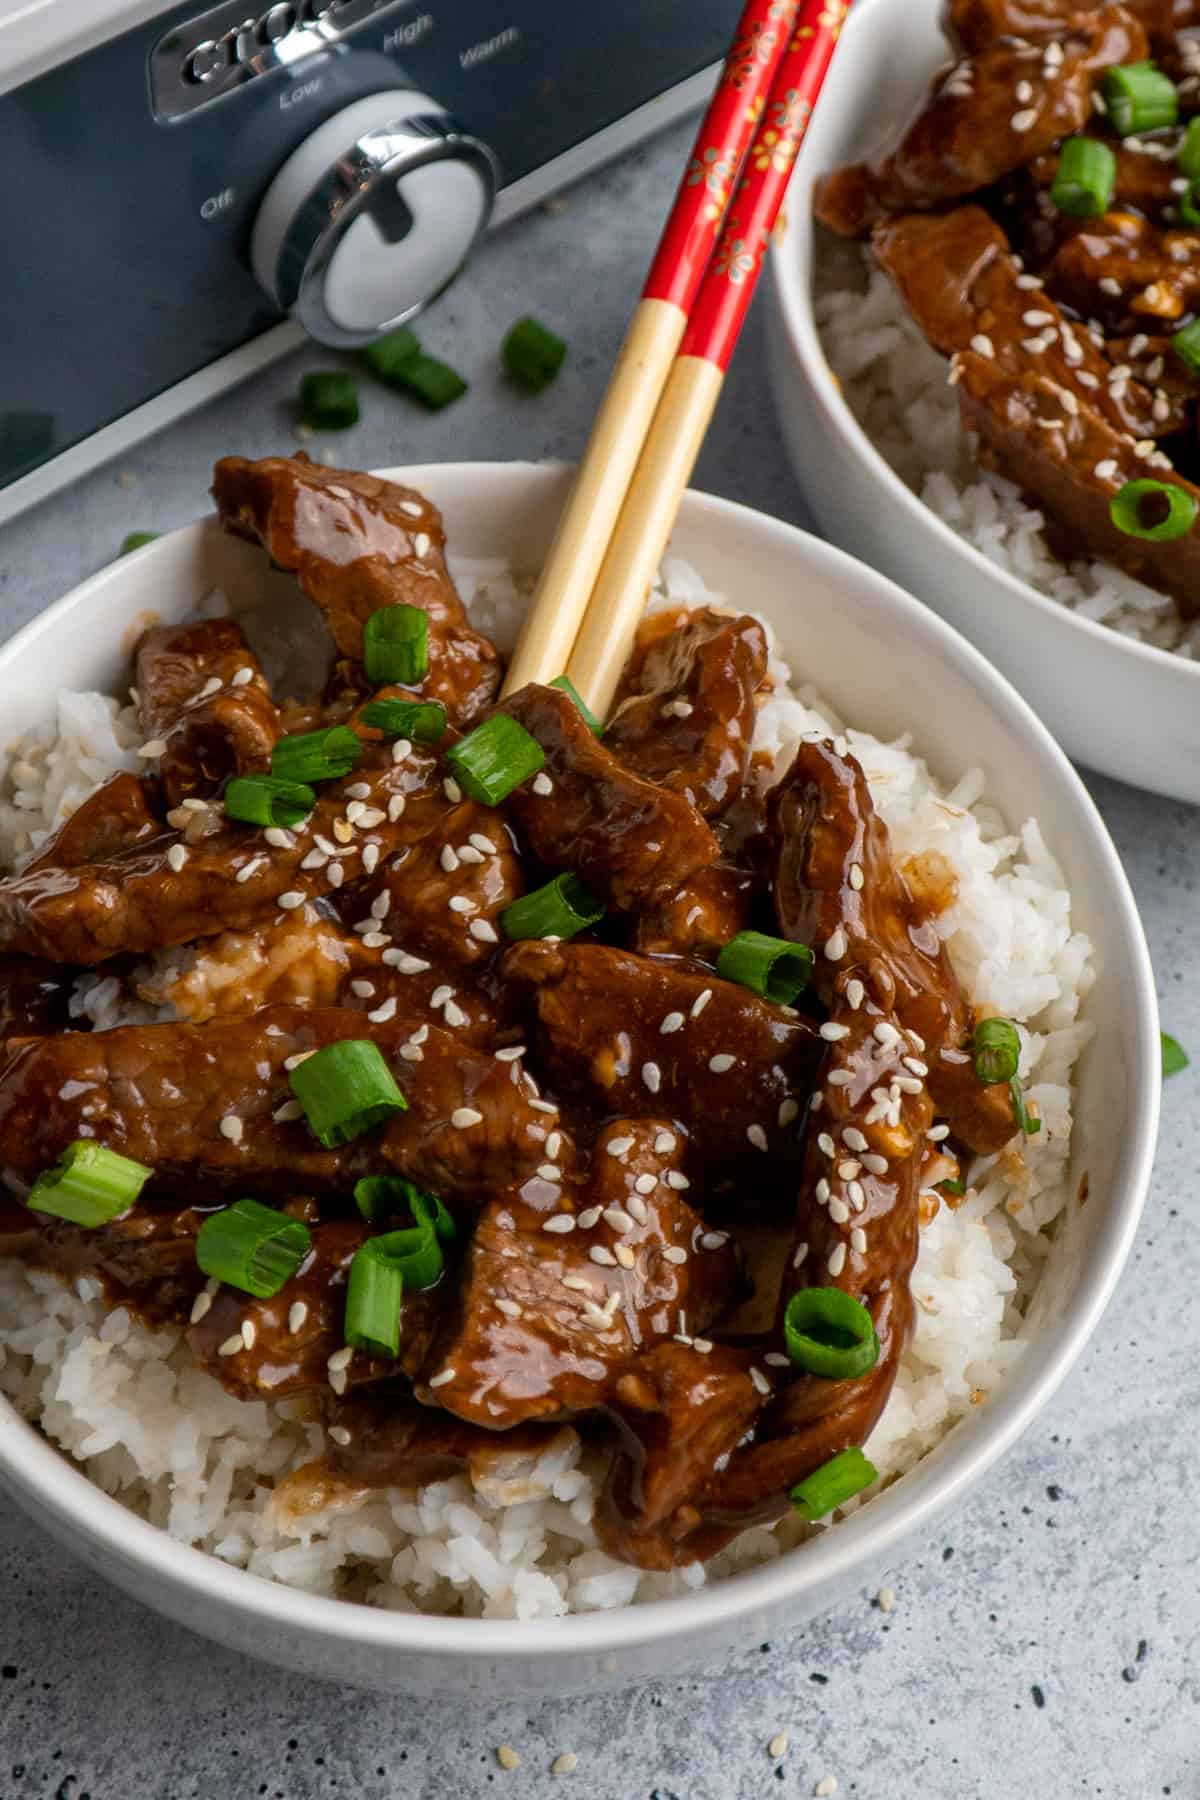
[500,683,719,912]
[1046,210,1200,329]
[0,734,444,964]
[502,939,825,1193]
[952,345,1200,615]
[12,1204,207,1326]
[211,455,501,724]
[814,8,1148,238]
[949,0,1181,53]
[135,618,281,807]
[188,1220,444,1402]
[605,607,768,817]
[0,1005,560,1208]
[631,862,756,959]
[304,1389,570,1496]
[872,206,1172,440]
[416,1118,739,1429]
[1106,331,1197,436]
[24,772,164,873]
[0,956,76,1039]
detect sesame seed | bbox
[469,919,499,944]
[903,1056,928,1077]
[1010,107,1037,132]
[577,1206,602,1229]
[604,1206,634,1232]
[440,844,460,872]
[845,979,865,1010]
[1015,79,1032,101]
[768,1732,789,1761]
[218,1332,244,1357]
[589,1245,617,1266]
[824,927,847,962]
[848,862,864,891]
[428,1368,456,1388]
[391,740,411,765]
[837,1160,860,1181]
[614,1243,635,1269]
[927,1123,950,1142]
[627,1194,649,1224]
[362,843,379,875]
[240,1318,257,1350]
[219,1116,244,1143]
[236,858,263,883]
[820,1022,850,1041]
[641,1061,662,1093]
[1015,273,1043,290]
[532,772,554,796]
[816,1178,830,1203]
[361,931,389,949]
[278,891,306,911]
[764,1350,790,1368]
[449,895,475,914]
[1099,276,1122,297]
[358,807,385,829]
[368,891,391,920]
[537,1163,562,1182]
[827,1069,853,1087]
[851,1227,868,1253]
[328,1425,352,1448]
[750,1367,770,1396]
[691,987,713,1018]
[471,833,498,854]
[551,1753,577,1776]
[495,1297,523,1318]
[606,1135,635,1158]
[843,1126,868,1153]
[829,1197,850,1224]
[747,1123,769,1151]
[895,1075,923,1095]
[451,1107,483,1128]
[815,1779,838,1798]
[873,1020,901,1047]
[230,667,254,688]
[189,1291,212,1323]
[388,794,406,821]
[1094,459,1119,481]
[167,843,188,872]
[793,1241,809,1267]
[817,1132,836,1157]
[828,1243,847,1277]
[288,1301,308,1333]
[283,1049,316,1070]
[654,1131,676,1154]
[367,997,397,1024]
[969,333,995,358]
[708,1052,736,1072]
[530,1097,558,1115]
[496,1746,521,1772]
[660,1011,685,1034]
[413,532,431,558]
[848,1180,865,1211]
[272,1099,304,1122]
[662,1245,688,1265]
[634,1172,657,1195]
[861,1153,888,1175]
[400,499,424,517]
[700,1231,729,1251]
[665,1170,689,1190]
[395,952,431,974]
[137,738,168,759]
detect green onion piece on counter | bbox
[353,1175,457,1244]
[224,774,316,830]
[500,871,604,941]
[782,1288,880,1380]
[1172,317,1200,376]
[1179,116,1200,179]
[270,725,363,785]
[360,326,422,387]
[359,697,447,743]
[972,1016,1021,1084]
[445,713,545,805]
[1049,137,1116,217]
[716,930,814,1006]
[393,353,468,411]
[195,1199,311,1299]
[548,675,603,736]
[289,1039,407,1148]
[1161,1030,1189,1077]
[1110,477,1198,542]
[1102,61,1179,135]
[1010,1077,1041,1136]
[937,1177,967,1197]
[299,370,360,430]
[344,1242,404,1357]
[502,316,567,391]
[790,1446,879,1522]
[26,1141,152,1228]
[119,531,159,555]
[363,605,429,685]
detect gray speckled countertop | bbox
[1,117,1198,1800]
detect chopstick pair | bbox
[503,0,849,714]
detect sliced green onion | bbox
[1102,61,1178,136]
[937,1177,967,1197]
[289,1039,407,1148]
[790,1446,878,1522]
[783,1288,880,1380]
[548,675,603,736]
[360,326,422,388]
[500,872,604,941]
[119,531,159,555]
[1010,1077,1041,1136]
[26,1141,152,1228]
[445,713,545,805]
[363,605,429,685]
[195,1198,311,1299]
[299,371,360,430]
[270,725,362,785]
[1172,317,1200,376]
[344,1241,404,1358]
[391,353,468,411]
[368,1221,444,1292]
[502,316,567,391]
[359,698,447,743]
[1161,1030,1189,1077]
[1049,137,1116,218]
[972,1016,1021,1084]
[224,774,316,830]
[353,1175,457,1244]
[1110,478,1198,541]
[716,930,814,1006]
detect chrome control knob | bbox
[251,89,498,348]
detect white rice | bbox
[815,234,1200,660]
[0,555,1093,1618]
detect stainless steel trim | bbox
[269,111,498,348]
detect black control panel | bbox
[0,0,733,490]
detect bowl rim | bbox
[0,460,1161,1661]
[770,0,1200,691]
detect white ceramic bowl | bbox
[769,0,1200,804]
[0,461,1158,1694]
